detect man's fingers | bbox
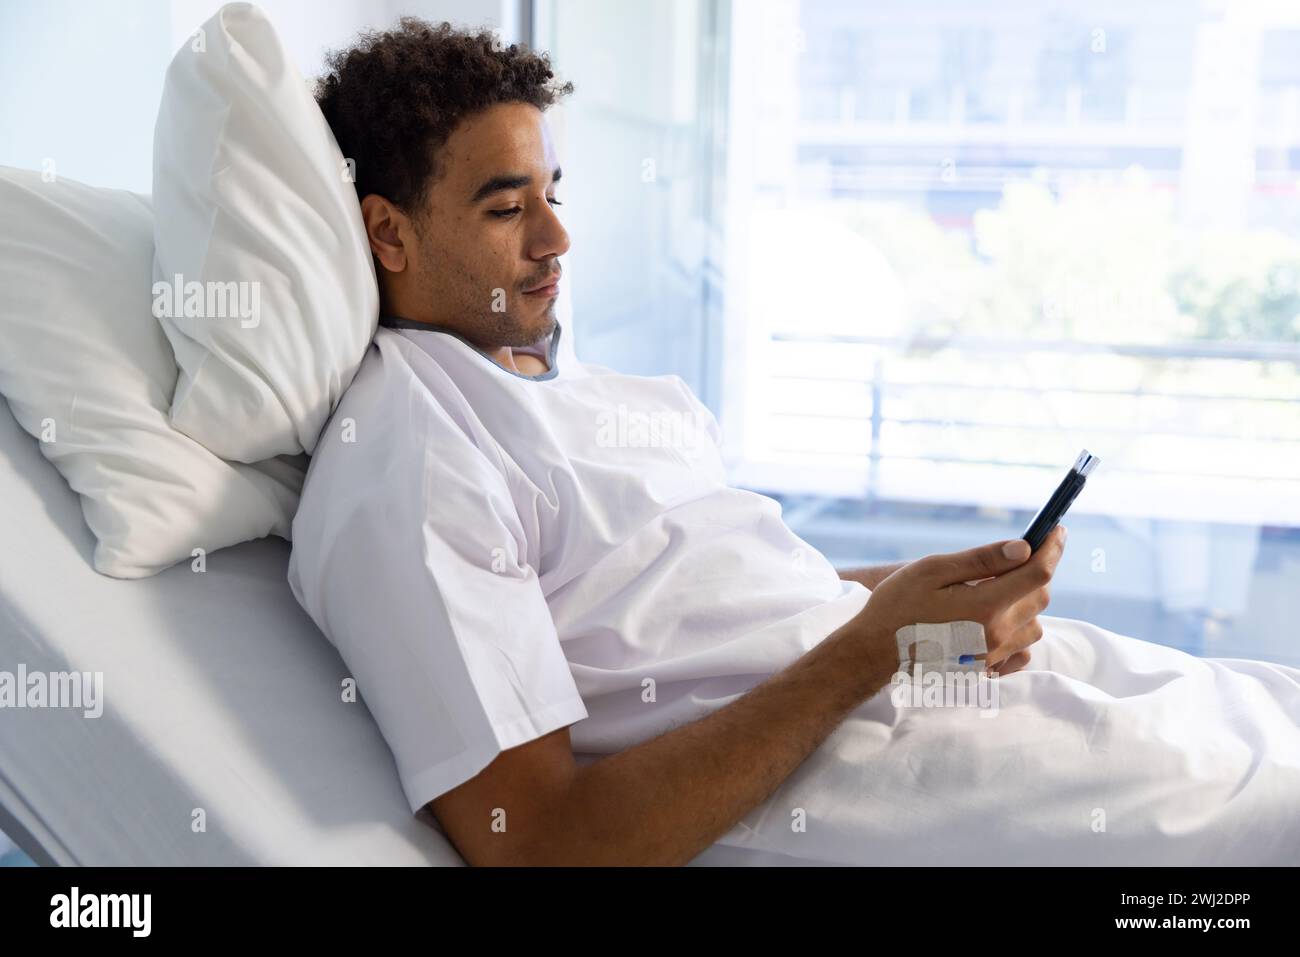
[976,526,1067,614]
[1045,524,1068,574]
[986,615,1045,671]
[927,537,1032,588]
[1003,581,1052,627]
[988,648,1032,677]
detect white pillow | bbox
[152,1,378,462]
[0,166,304,579]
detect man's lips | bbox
[523,273,561,295]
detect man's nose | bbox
[529,200,570,260]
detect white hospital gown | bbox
[288,318,1300,866]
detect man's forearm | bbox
[839,561,910,592]
[522,616,897,866]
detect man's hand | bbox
[839,527,1068,676]
[975,525,1067,674]
[844,526,1067,678]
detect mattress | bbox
[0,396,466,865]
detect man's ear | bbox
[360,194,410,274]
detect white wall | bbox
[0,0,520,194]
[0,0,172,193]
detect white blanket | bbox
[703,614,1300,865]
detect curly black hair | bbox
[315,17,574,216]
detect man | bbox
[289,19,1299,867]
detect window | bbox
[534,0,727,401]
[539,0,1300,666]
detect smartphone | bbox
[1021,449,1099,552]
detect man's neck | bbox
[487,344,550,376]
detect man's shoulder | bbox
[296,333,504,511]
[313,332,475,451]
[288,339,419,594]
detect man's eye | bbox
[489,198,561,219]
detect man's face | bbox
[380,101,569,348]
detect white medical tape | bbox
[896,620,988,673]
